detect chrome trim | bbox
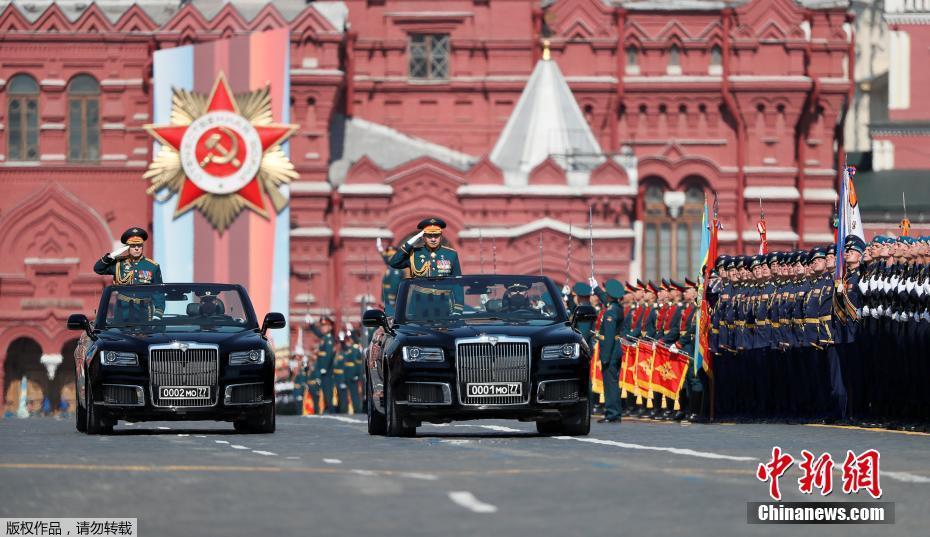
[98,384,145,407]
[455,335,531,406]
[536,379,581,404]
[148,342,220,408]
[224,382,267,406]
[399,382,452,406]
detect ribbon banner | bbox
[148,29,294,347]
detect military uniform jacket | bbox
[596,301,622,363]
[309,329,335,379]
[93,254,165,316]
[389,244,462,278]
[659,303,682,345]
[677,303,698,354]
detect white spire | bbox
[489,46,604,186]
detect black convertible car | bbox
[67,283,286,434]
[363,275,597,437]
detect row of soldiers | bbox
[291,317,367,415]
[568,278,706,424]
[710,234,929,431]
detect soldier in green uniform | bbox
[376,238,405,317]
[596,279,625,423]
[389,218,464,317]
[341,327,365,413]
[93,227,165,322]
[309,316,336,414]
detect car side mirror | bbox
[362,309,394,335]
[570,305,597,329]
[261,312,286,336]
[67,313,97,340]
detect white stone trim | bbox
[102,123,126,130]
[339,227,394,239]
[40,79,66,87]
[889,30,911,110]
[565,76,618,84]
[40,154,66,161]
[126,160,148,167]
[294,293,317,304]
[744,186,800,200]
[133,113,150,121]
[132,147,149,155]
[101,154,128,161]
[744,166,798,174]
[718,230,738,242]
[803,188,838,202]
[337,184,393,196]
[803,168,838,176]
[290,68,345,76]
[40,123,65,130]
[630,220,643,283]
[290,182,333,194]
[291,227,334,238]
[100,79,143,87]
[625,75,722,83]
[24,257,79,265]
[457,184,637,197]
[741,230,799,242]
[804,233,836,243]
[459,218,635,240]
[729,75,812,83]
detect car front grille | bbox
[406,382,450,405]
[456,337,530,406]
[149,344,219,407]
[102,384,143,406]
[538,379,580,403]
[226,383,264,405]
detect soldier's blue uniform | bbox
[389,218,463,317]
[93,227,165,321]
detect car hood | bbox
[393,320,580,348]
[94,329,264,350]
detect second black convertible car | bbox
[67,283,286,434]
[363,275,597,437]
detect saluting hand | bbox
[376,237,384,253]
[107,245,130,261]
[406,231,424,246]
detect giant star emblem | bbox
[143,73,298,231]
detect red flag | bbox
[635,340,655,395]
[620,344,637,395]
[651,347,690,400]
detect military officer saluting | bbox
[389,218,461,278]
[94,227,164,320]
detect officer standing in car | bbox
[94,227,165,321]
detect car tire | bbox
[385,375,415,438]
[85,382,112,435]
[559,398,591,436]
[237,402,276,434]
[75,379,87,433]
[367,372,386,436]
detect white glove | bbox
[152,314,162,321]
[862,305,871,317]
[376,237,384,253]
[562,284,571,296]
[858,279,869,294]
[406,231,424,246]
[868,277,879,292]
[108,245,130,260]
[669,344,678,354]
[338,331,345,341]
[320,369,327,375]
[588,276,599,289]
[346,322,354,332]
[906,278,916,292]
[304,313,315,325]
[921,311,930,323]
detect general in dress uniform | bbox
[389,218,463,318]
[93,227,164,321]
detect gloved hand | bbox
[588,276,599,290]
[338,331,345,342]
[376,237,384,253]
[304,313,315,325]
[562,284,571,296]
[406,231,424,246]
[338,383,348,389]
[320,369,328,375]
[669,344,678,354]
[152,314,162,321]
[107,245,130,261]
[346,322,354,332]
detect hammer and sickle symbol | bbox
[199,126,242,169]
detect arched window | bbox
[7,74,39,161]
[625,46,639,74]
[67,74,100,161]
[667,45,681,75]
[709,45,723,75]
[642,181,706,281]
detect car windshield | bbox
[397,276,565,325]
[99,284,256,332]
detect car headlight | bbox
[402,346,445,362]
[230,349,265,365]
[101,351,138,366]
[541,343,580,360]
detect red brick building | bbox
[0,0,851,410]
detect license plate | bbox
[159,386,210,399]
[466,382,522,397]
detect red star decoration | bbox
[146,73,295,215]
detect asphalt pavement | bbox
[0,415,927,537]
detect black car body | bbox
[68,283,286,434]
[363,275,596,437]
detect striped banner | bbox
[151,29,292,347]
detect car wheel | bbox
[85,382,112,435]
[238,401,276,434]
[367,372,386,436]
[75,379,87,433]
[385,375,415,438]
[559,398,591,436]
[233,420,250,433]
